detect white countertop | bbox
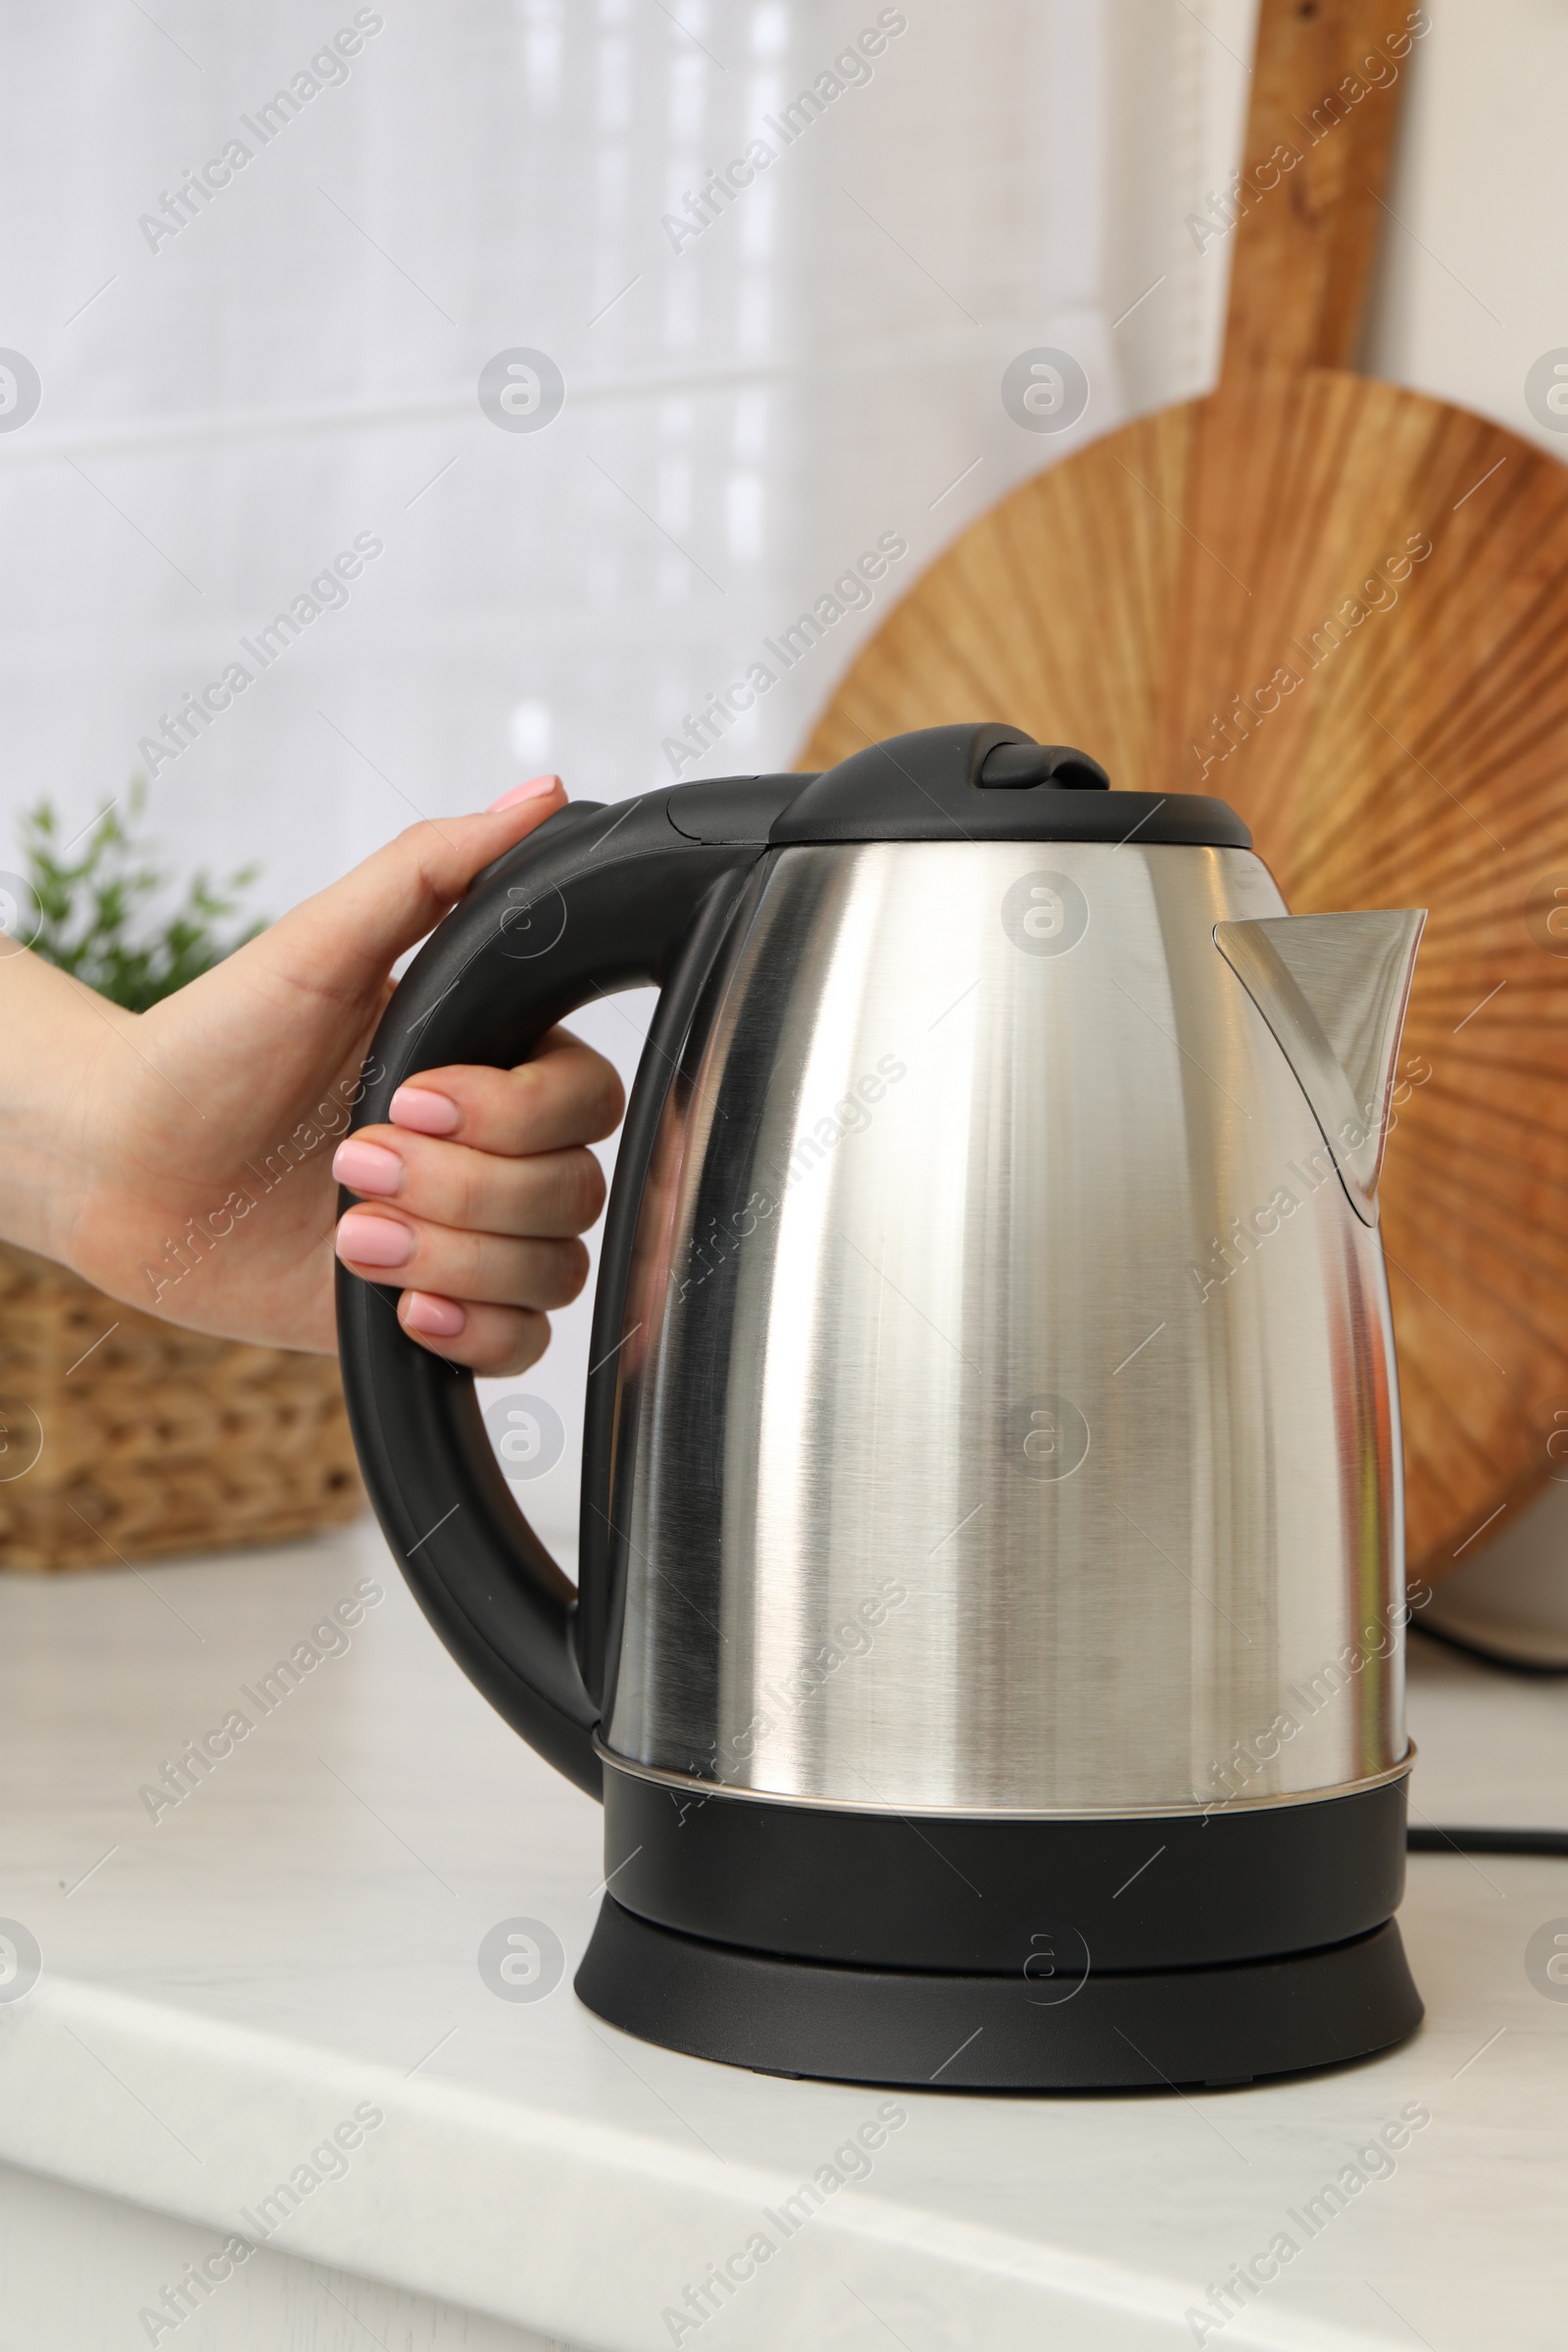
[1,1521,1564,2351]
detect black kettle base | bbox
[574,1898,1423,2092]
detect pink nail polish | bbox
[402,1292,466,1337]
[332,1139,404,1197]
[488,772,562,811]
[335,1212,416,1269]
[389,1086,461,1136]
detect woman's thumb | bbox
[257,779,567,988]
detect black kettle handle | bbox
[335,778,805,1797]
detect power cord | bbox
[1403,1622,1568,1856]
[1409,1826,1568,1858]
[1410,1616,1568,1678]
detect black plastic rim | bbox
[600,1760,1410,1975]
[574,1900,1423,2091]
[769,724,1251,847]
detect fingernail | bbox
[389,1086,461,1136]
[488,773,562,811]
[332,1139,404,1197]
[402,1292,466,1337]
[335,1212,415,1269]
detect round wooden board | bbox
[802,373,1568,1584]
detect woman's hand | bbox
[332,1027,623,1374]
[0,777,624,1372]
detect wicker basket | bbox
[0,1242,364,1571]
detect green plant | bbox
[19,780,267,1012]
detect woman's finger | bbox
[244,780,567,997]
[332,1132,606,1240]
[388,1028,624,1157]
[397,1293,552,1377]
[334,1209,589,1311]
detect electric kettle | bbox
[338,723,1427,2090]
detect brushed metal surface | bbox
[1216,910,1425,1214]
[602,841,1409,1815]
[595,1742,1416,1821]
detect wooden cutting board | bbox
[802,0,1568,1588]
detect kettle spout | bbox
[1214,909,1426,1223]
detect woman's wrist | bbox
[0,947,132,1272]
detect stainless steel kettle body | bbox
[606,835,1415,1820]
[338,724,1428,2089]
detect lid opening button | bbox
[977,744,1110,791]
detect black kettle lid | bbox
[767,724,1251,849]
